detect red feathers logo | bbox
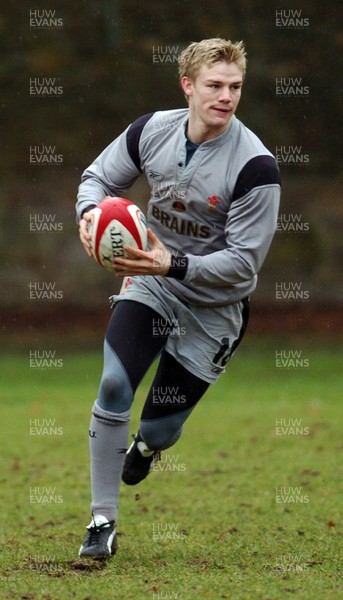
[208,195,220,210]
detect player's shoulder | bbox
[233,117,275,159]
[126,109,188,172]
[231,119,281,199]
[143,108,189,140]
[128,109,188,138]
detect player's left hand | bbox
[113,228,171,277]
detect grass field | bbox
[0,340,342,600]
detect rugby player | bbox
[76,38,281,559]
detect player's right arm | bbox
[76,130,140,256]
[76,114,154,255]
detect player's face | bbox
[181,61,243,142]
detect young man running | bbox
[76,38,281,559]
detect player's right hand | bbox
[79,211,94,257]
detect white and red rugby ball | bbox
[88,196,148,270]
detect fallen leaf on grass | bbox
[217,527,238,540]
[12,457,20,471]
[301,469,320,476]
[35,520,55,529]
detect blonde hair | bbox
[178,38,247,80]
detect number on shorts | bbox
[212,337,231,373]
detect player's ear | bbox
[180,76,193,98]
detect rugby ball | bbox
[88,197,148,270]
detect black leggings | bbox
[97,300,210,450]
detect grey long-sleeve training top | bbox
[76,109,281,306]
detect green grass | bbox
[0,342,342,600]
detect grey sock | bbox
[89,401,130,522]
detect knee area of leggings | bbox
[140,422,182,451]
[98,339,134,413]
[98,373,133,413]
